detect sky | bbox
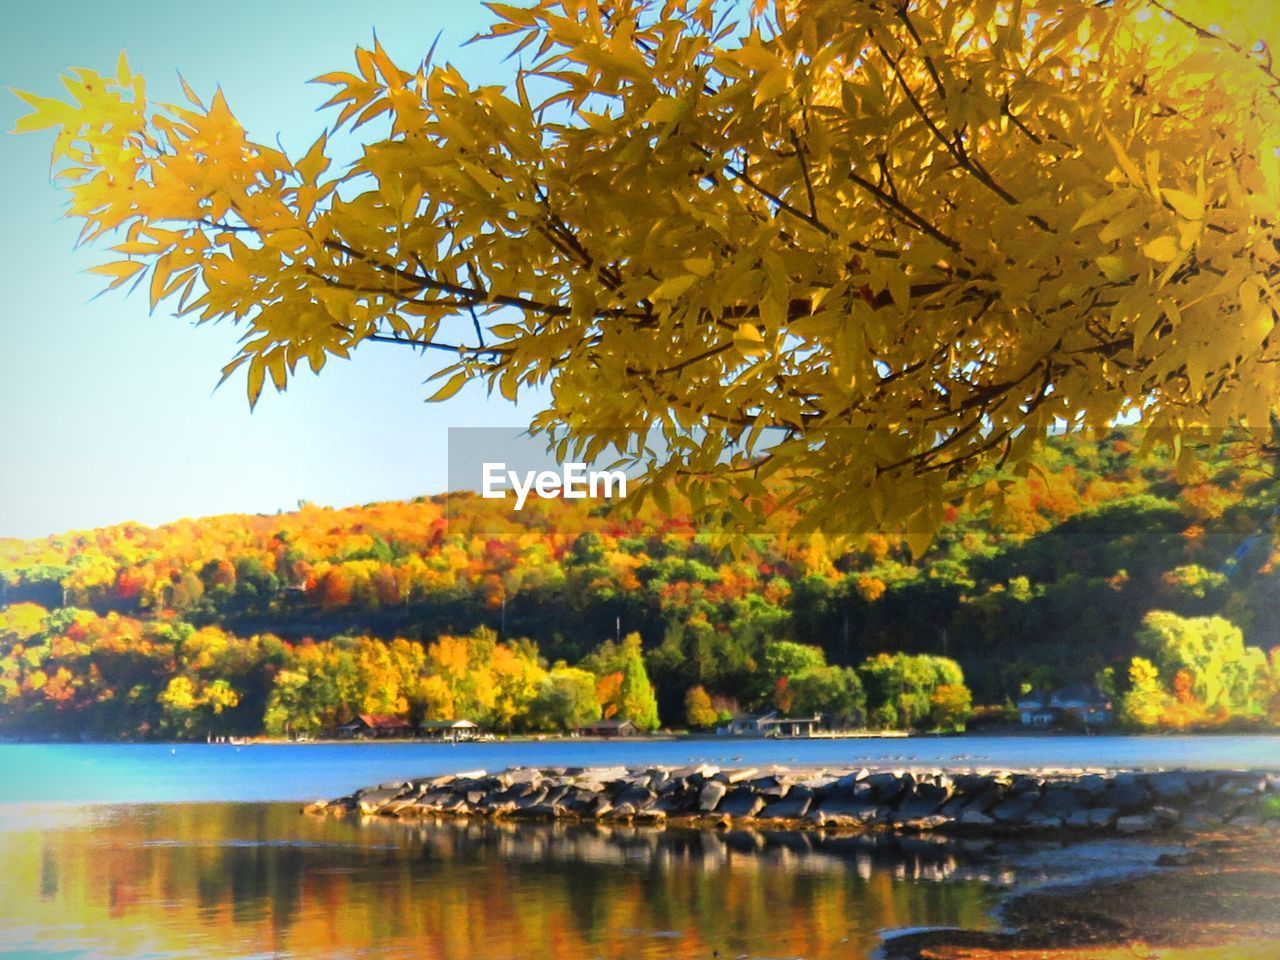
[0,0,539,540]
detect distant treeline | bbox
[3,430,1280,737]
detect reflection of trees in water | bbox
[372,816,1024,885]
[4,804,1006,960]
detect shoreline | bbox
[7,728,1280,746]
[880,823,1280,959]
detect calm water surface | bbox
[2,735,1278,805]
[1,802,1148,960]
[0,738,1270,959]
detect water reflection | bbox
[0,804,1019,960]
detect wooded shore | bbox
[306,763,1279,836]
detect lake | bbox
[1,735,1278,805]
[0,737,1274,960]
[0,803,1179,960]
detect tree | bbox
[787,665,865,725]
[928,683,972,732]
[684,684,719,729]
[16,1,1280,534]
[529,666,601,731]
[1120,656,1169,729]
[617,634,661,730]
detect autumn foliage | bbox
[13,1,1280,535]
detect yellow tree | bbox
[13,1,1280,533]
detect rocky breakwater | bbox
[305,765,1280,836]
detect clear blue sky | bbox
[0,0,540,539]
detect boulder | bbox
[748,776,790,799]
[1087,807,1118,828]
[1147,772,1192,803]
[614,785,655,811]
[958,810,995,828]
[991,792,1039,825]
[1116,812,1158,835]
[1038,787,1081,819]
[698,779,728,813]
[719,788,766,818]
[760,787,814,820]
[866,773,908,805]
[1105,781,1149,813]
[815,797,882,823]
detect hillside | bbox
[2,430,1279,738]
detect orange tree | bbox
[13,0,1280,539]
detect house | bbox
[720,711,778,736]
[1016,690,1055,727]
[758,714,823,738]
[719,711,823,738]
[1017,685,1114,728]
[335,714,415,739]
[419,719,482,742]
[1051,683,1114,727]
[576,718,638,737]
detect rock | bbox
[760,787,814,820]
[1148,772,1192,803]
[991,792,1039,825]
[748,776,790,799]
[815,797,882,823]
[1023,812,1064,831]
[672,764,719,781]
[614,786,655,811]
[1038,787,1081,819]
[719,788,765,818]
[1087,807,1118,829]
[866,773,908,805]
[833,768,870,791]
[1106,781,1149,813]
[898,814,950,832]
[959,810,995,828]
[1008,775,1043,796]
[1153,805,1181,827]
[653,791,695,815]
[724,768,758,784]
[895,799,942,821]
[1068,774,1107,799]
[354,785,407,809]
[514,787,549,810]
[1065,809,1092,830]
[1116,812,1158,835]
[698,779,728,812]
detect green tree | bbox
[618,634,661,731]
[529,666,601,732]
[787,666,865,726]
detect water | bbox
[1,735,1277,805]
[0,738,1273,959]
[0,803,1094,960]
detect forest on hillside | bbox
[2,431,1280,739]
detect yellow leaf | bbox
[88,260,146,289]
[1142,236,1180,263]
[1163,188,1203,220]
[651,274,697,300]
[427,370,468,402]
[734,323,766,357]
[1096,256,1129,282]
[642,97,687,125]
[247,358,266,408]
